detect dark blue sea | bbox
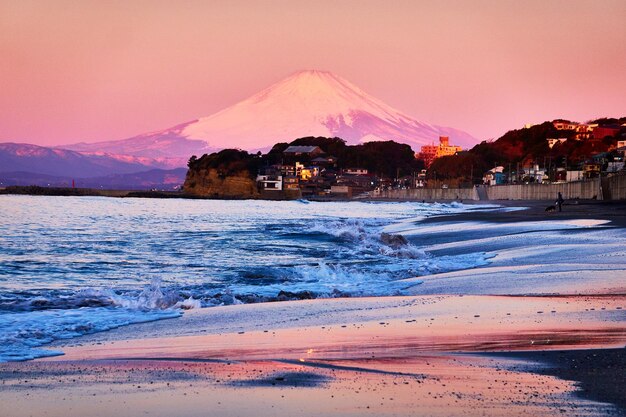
[0,195,500,361]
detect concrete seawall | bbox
[372,176,626,201]
[602,174,626,200]
[484,179,601,200]
[374,187,478,201]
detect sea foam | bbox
[0,196,504,361]
[0,278,198,362]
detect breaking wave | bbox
[0,278,195,362]
[0,197,501,362]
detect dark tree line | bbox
[188,137,424,179]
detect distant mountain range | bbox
[0,143,186,189]
[0,167,186,190]
[1,70,477,188]
[0,143,168,176]
[59,121,213,159]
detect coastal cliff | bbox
[183,149,261,198]
[183,167,259,198]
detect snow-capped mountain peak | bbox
[179,70,473,150]
[60,70,476,157]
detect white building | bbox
[566,171,584,182]
[343,168,368,175]
[546,138,567,149]
[256,175,283,191]
[483,166,506,185]
[606,162,625,173]
[522,164,546,183]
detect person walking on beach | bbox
[557,192,564,212]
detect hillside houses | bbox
[552,120,625,141]
[257,146,333,193]
[282,145,324,157]
[256,146,379,197]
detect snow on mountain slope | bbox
[5,71,478,186]
[181,70,476,150]
[0,143,179,178]
[59,70,477,157]
[61,121,212,160]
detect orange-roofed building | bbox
[418,136,462,167]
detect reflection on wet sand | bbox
[0,294,623,417]
[48,294,626,362]
[0,355,616,417]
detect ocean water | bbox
[0,195,503,361]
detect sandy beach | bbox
[1,201,625,417]
[3,0,624,415]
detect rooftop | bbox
[284,145,322,154]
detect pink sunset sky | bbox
[1,0,625,147]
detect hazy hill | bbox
[0,168,186,190]
[0,143,156,178]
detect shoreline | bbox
[419,199,626,226]
[4,184,626,205]
[1,198,625,416]
[490,348,626,411]
[2,293,624,417]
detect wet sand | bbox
[45,295,626,361]
[0,294,623,417]
[422,199,626,226]
[1,354,621,417]
[1,201,625,416]
[494,348,626,412]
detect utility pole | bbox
[548,156,552,182]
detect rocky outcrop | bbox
[183,168,259,198]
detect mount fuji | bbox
[63,70,476,157]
